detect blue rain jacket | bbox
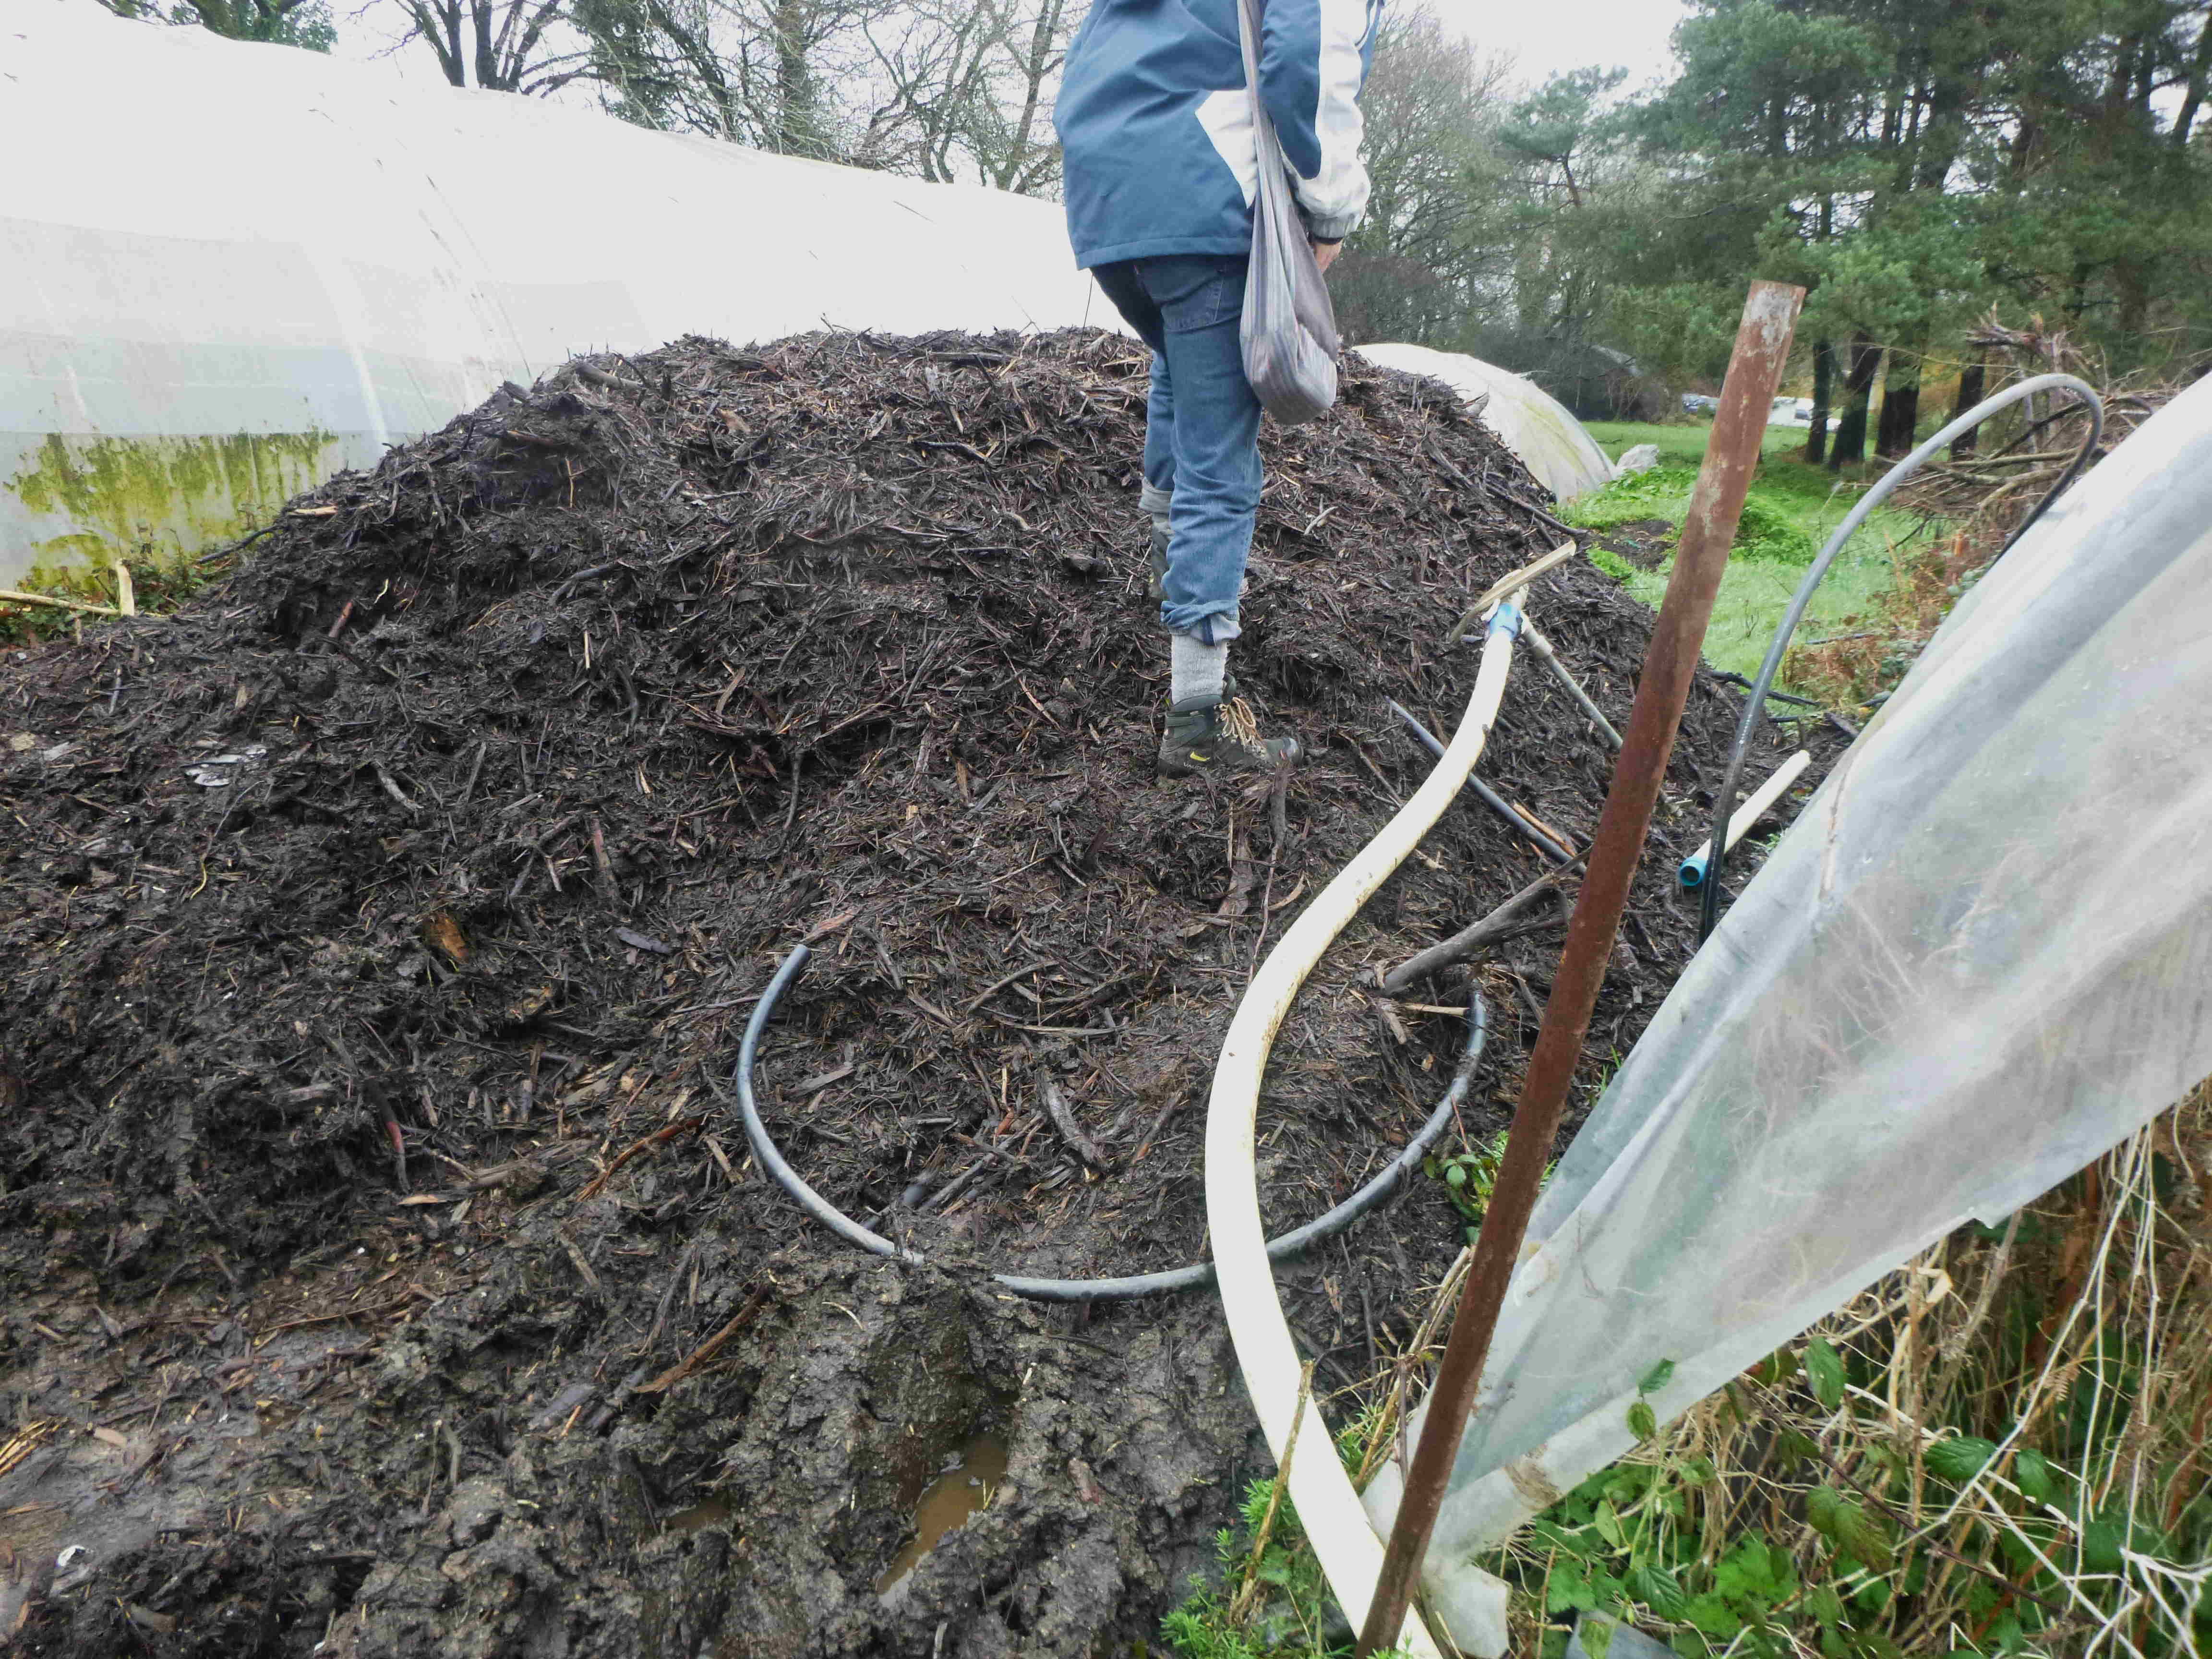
[1055,0,1381,269]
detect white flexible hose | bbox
[1203,593,1529,1658]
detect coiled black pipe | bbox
[1695,373,2105,942]
[733,944,1489,1303]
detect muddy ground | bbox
[0,331,1826,1657]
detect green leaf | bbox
[1923,1436,1997,1483]
[1638,1358,1677,1395]
[1715,1538,1783,1598]
[1803,1338,1846,1411]
[1530,1519,1599,1560]
[1806,1484,1845,1539]
[2013,1448,2056,1505]
[1628,1562,1689,1620]
[1768,1542,1798,1592]
[1593,1498,1627,1551]
[1806,1485,1892,1572]
[1548,1559,1599,1613]
[1445,1163,1467,1188]
[1805,1584,1845,1628]
[1626,1400,1658,1441]
[2081,1515,2125,1574]
[1685,1591,1744,1638]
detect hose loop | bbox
[732,944,1489,1303]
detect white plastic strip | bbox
[1677,748,1813,888]
[1203,592,1528,1658]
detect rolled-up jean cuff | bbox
[1168,608,1241,645]
[1139,483,1174,518]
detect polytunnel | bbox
[0,2,1103,585]
[0,9,1619,592]
[1352,342,1618,502]
[1340,373,2212,1652]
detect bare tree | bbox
[1356,10,1511,267]
[858,0,1076,190]
[394,0,593,92]
[570,0,898,158]
[1331,8,1515,343]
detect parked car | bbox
[1681,392,1720,415]
[1770,397,1815,427]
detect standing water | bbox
[876,1432,1009,1593]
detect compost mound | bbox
[0,329,1811,1657]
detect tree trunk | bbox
[1949,350,1987,457]
[1804,338,1834,465]
[2175,3,2212,150]
[1829,337,1882,470]
[1875,346,1921,457]
[771,0,813,156]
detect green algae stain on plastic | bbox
[7,430,338,578]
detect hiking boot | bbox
[1158,690,1301,778]
[1145,516,1169,601]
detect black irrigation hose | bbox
[1711,671,1820,709]
[1386,700,1576,865]
[1695,373,2105,944]
[733,944,1490,1303]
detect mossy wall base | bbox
[2,430,350,589]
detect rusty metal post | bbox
[1356,280,1803,1657]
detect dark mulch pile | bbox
[0,329,1817,1658]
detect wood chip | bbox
[634,1287,770,1394]
[1041,1077,1105,1168]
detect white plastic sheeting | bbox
[0,0,1104,582]
[1362,377,2212,1654]
[1352,343,1616,503]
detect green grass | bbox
[1583,420,1814,468]
[1575,421,1945,687]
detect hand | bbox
[1312,240,1341,274]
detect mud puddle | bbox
[876,1429,1010,1592]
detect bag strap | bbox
[1233,0,1278,172]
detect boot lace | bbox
[1220,697,1263,754]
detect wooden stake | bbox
[1357,279,1805,1657]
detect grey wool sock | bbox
[1170,632,1229,705]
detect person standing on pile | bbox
[1056,0,1378,776]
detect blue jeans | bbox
[1092,255,1261,645]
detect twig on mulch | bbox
[1383,867,1576,993]
[634,1287,772,1394]
[576,1114,706,1201]
[1042,1077,1105,1169]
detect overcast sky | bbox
[1432,0,1687,92]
